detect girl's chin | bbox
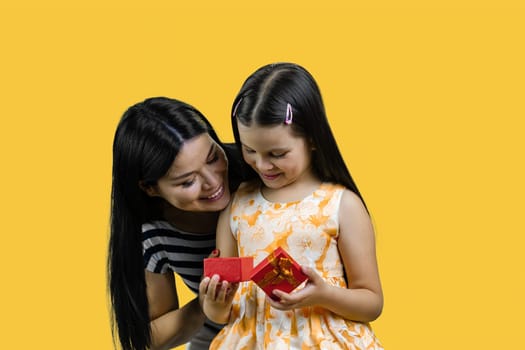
[262,180,286,190]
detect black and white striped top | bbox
[142,220,216,293]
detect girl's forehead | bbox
[237,122,303,148]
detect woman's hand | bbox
[267,266,329,310]
[198,249,220,309]
[199,274,238,324]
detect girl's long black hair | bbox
[108,97,238,350]
[231,62,366,208]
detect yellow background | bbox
[1,1,523,349]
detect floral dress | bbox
[210,182,383,350]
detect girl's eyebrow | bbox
[168,144,215,181]
[242,143,288,153]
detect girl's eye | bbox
[206,151,219,164]
[243,148,255,154]
[271,152,286,158]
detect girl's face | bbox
[237,121,314,190]
[146,134,230,212]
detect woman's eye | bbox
[180,178,196,188]
[206,151,220,164]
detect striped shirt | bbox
[142,220,216,293]
[142,220,223,337]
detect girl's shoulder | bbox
[339,188,368,217]
[316,184,366,217]
[319,182,346,192]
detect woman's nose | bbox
[201,167,220,190]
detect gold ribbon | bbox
[258,252,297,288]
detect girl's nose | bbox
[255,156,273,172]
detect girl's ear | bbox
[138,181,160,197]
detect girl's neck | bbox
[161,203,220,233]
[261,173,322,203]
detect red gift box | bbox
[203,257,253,282]
[250,247,308,300]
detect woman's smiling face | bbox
[146,133,231,212]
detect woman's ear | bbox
[309,138,316,151]
[138,181,160,197]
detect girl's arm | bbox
[323,189,383,321]
[200,202,239,324]
[271,189,383,322]
[146,270,206,350]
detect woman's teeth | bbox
[206,186,223,200]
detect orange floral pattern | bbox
[210,182,383,350]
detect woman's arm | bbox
[146,270,206,350]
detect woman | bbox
[108,97,250,350]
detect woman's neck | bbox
[161,203,220,233]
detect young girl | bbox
[200,63,383,349]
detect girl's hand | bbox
[199,274,238,324]
[267,266,329,310]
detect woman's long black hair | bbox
[231,62,366,208]
[108,97,239,350]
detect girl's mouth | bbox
[261,173,280,181]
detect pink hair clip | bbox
[285,103,293,125]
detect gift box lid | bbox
[250,247,308,299]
